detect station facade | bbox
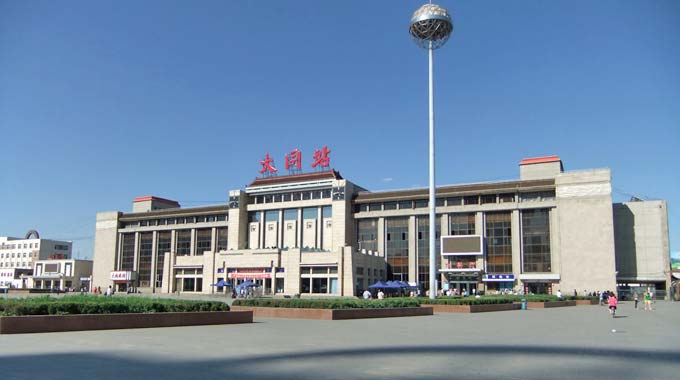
[92,155,671,297]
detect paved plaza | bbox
[1,300,678,380]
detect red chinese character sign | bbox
[311,146,331,169]
[259,153,278,176]
[285,149,302,174]
[257,147,332,177]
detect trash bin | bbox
[521,298,527,310]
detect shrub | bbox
[232,297,420,309]
[0,295,229,316]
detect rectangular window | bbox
[302,207,318,220]
[156,231,171,288]
[120,233,135,271]
[216,227,228,251]
[485,212,512,274]
[480,195,497,204]
[138,232,153,287]
[415,199,428,208]
[463,196,479,205]
[450,213,476,235]
[522,209,552,272]
[446,197,462,206]
[384,202,397,210]
[385,218,409,281]
[368,203,381,211]
[195,228,212,256]
[322,206,332,218]
[398,200,412,210]
[357,219,378,252]
[499,193,515,203]
[176,230,191,256]
[265,210,279,222]
[417,216,441,291]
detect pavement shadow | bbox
[2,344,679,380]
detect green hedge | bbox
[419,297,513,305]
[232,298,420,309]
[0,295,229,316]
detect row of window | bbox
[0,242,40,250]
[121,214,227,229]
[354,191,556,213]
[355,267,385,277]
[120,228,229,287]
[0,252,37,259]
[0,262,29,268]
[247,189,333,205]
[358,209,552,279]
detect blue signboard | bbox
[484,274,515,281]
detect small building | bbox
[0,268,32,289]
[0,230,72,270]
[30,259,93,291]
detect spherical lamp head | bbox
[409,4,453,50]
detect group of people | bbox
[362,289,385,299]
[633,290,655,311]
[91,285,114,297]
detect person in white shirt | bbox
[363,289,371,299]
[377,289,385,300]
[556,289,562,299]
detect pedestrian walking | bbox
[608,293,618,317]
[644,291,652,311]
[634,292,639,309]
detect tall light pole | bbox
[409,4,453,299]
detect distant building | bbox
[0,230,72,271]
[92,155,672,298]
[30,259,93,291]
[0,268,32,289]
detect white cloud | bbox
[381,178,393,183]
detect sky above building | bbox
[1,1,678,259]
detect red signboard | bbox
[258,147,331,176]
[259,152,278,174]
[311,146,331,169]
[228,272,271,279]
[285,149,302,171]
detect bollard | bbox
[521,298,527,310]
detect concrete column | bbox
[377,218,385,258]
[511,210,522,290]
[408,216,417,283]
[278,209,284,249]
[297,209,303,249]
[190,229,196,256]
[150,231,157,292]
[317,207,322,250]
[133,232,140,278]
[259,211,265,249]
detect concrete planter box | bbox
[424,303,518,313]
[575,299,598,305]
[231,306,433,320]
[0,311,253,334]
[525,300,577,308]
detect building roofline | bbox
[133,196,180,206]
[120,204,229,220]
[247,169,343,188]
[354,179,555,203]
[519,155,561,165]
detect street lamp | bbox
[409,4,453,299]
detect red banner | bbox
[228,272,271,279]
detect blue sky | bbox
[1,1,678,259]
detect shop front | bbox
[228,268,272,295]
[110,270,137,292]
[519,274,560,295]
[483,274,515,294]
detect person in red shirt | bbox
[608,293,618,317]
